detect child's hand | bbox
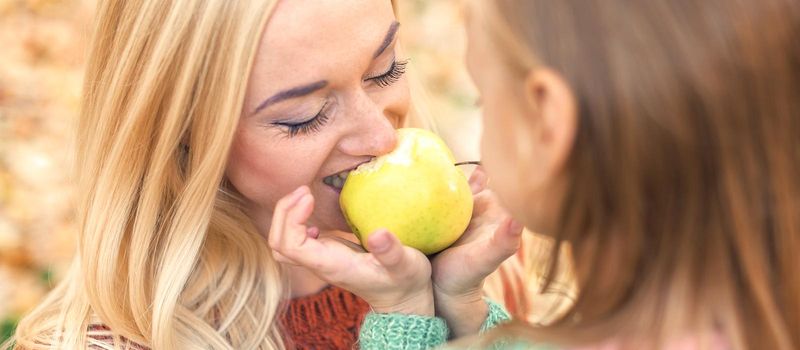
[268,186,435,316]
[430,167,523,337]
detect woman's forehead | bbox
[259,0,396,64]
[246,0,398,108]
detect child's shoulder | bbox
[569,333,730,350]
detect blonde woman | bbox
[4,0,523,349]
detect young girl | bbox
[4,0,519,349]
[273,0,800,349]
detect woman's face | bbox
[228,0,409,233]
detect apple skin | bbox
[339,128,473,255]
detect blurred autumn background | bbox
[0,0,489,341]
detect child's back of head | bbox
[472,0,800,349]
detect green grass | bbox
[39,268,53,286]
[0,268,52,346]
[1,317,17,345]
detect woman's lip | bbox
[324,158,375,179]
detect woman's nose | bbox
[337,95,398,157]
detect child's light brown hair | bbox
[475,0,800,349]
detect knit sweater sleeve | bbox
[358,298,511,350]
[359,312,449,350]
[480,298,512,333]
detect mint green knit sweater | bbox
[358,299,555,349]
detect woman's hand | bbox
[430,167,523,337]
[268,186,434,316]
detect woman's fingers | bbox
[468,166,488,195]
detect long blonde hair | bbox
[8,0,284,348]
[475,0,800,349]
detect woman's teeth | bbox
[323,170,349,189]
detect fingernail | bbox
[286,187,309,206]
[307,226,320,238]
[469,182,482,194]
[294,185,309,195]
[369,231,392,253]
[469,177,487,195]
[509,219,525,234]
[290,186,310,202]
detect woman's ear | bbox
[514,68,578,186]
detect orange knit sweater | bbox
[280,284,371,349]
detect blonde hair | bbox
[7,0,284,348]
[3,0,436,348]
[473,0,800,349]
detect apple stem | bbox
[454,161,482,166]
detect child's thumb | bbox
[490,217,524,259]
[367,230,406,269]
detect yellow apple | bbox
[339,128,473,255]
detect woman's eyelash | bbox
[367,59,408,87]
[271,60,408,137]
[274,102,331,137]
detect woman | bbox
[6,0,520,348]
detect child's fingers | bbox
[328,235,367,252]
[366,230,408,271]
[267,186,310,252]
[472,191,493,217]
[274,195,356,275]
[508,218,524,236]
[482,217,523,268]
[271,250,298,265]
[468,166,488,195]
[271,194,323,269]
[282,193,315,248]
[307,226,320,239]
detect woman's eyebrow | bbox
[253,80,329,115]
[373,21,400,58]
[252,21,400,116]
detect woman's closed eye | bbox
[365,58,408,88]
[273,101,332,137]
[270,58,407,138]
